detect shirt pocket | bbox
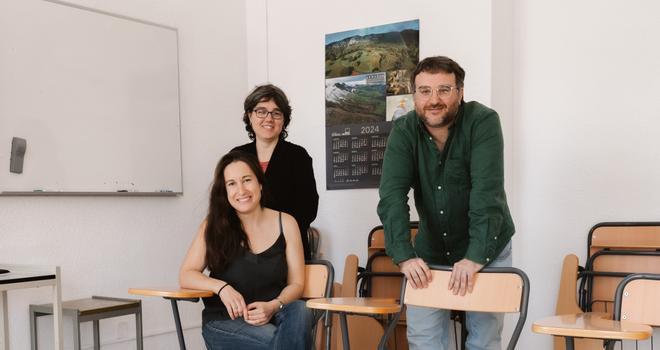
[444,159,470,188]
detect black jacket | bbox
[233,140,319,259]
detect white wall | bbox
[0,0,247,349]
[513,1,660,348]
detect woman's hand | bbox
[244,300,279,326]
[218,285,247,320]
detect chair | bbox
[581,222,660,315]
[554,255,601,350]
[394,265,530,350]
[581,250,660,313]
[126,288,212,350]
[304,260,335,350]
[608,273,660,350]
[331,254,390,350]
[362,222,466,350]
[128,259,334,350]
[551,222,660,350]
[587,222,660,258]
[367,222,418,258]
[555,250,660,350]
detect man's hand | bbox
[400,258,432,289]
[448,258,483,296]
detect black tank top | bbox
[202,212,288,323]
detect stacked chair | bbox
[555,222,660,350]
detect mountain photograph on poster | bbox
[325,72,386,126]
[325,20,419,79]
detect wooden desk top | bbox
[532,312,652,341]
[128,287,214,299]
[306,297,401,314]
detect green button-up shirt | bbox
[377,101,515,266]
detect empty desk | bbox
[30,296,142,350]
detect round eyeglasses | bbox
[415,85,461,99]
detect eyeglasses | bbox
[414,85,461,98]
[252,108,284,120]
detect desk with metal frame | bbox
[532,312,652,350]
[0,264,63,350]
[306,297,401,350]
[128,287,213,350]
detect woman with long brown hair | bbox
[179,151,312,349]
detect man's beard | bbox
[418,102,459,128]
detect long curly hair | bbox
[205,151,266,272]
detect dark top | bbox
[202,213,288,324]
[233,139,319,259]
[377,101,515,265]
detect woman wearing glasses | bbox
[233,84,319,260]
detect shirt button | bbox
[429,137,433,141]
[437,185,442,190]
[486,258,491,262]
[494,236,498,240]
[446,252,450,256]
[443,232,447,237]
[440,210,444,214]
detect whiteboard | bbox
[0,0,182,195]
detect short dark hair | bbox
[411,56,466,91]
[242,84,292,140]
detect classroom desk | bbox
[128,287,213,350]
[0,264,62,350]
[532,312,652,350]
[306,297,401,350]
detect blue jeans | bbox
[406,241,513,350]
[202,300,313,350]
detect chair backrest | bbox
[340,254,359,297]
[582,250,660,313]
[367,222,419,257]
[614,273,660,326]
[403,265,530,350]
[303,260,334,299]
[307,227,321,260]
[360,251,404,298]
[588,222,660,257]
[363,222,419,297]
[555,254,583,315]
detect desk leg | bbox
[564,337,575,350]
[73,315,81,350]
[53,267,63,350]
[339,313,350,350]
[93,320,100,350]
[323,311,332,350]
[135,309,143,350]
[169,299,187,350]
[604,340,618,350]
[379,314,398,350]
[1,290,9,350]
